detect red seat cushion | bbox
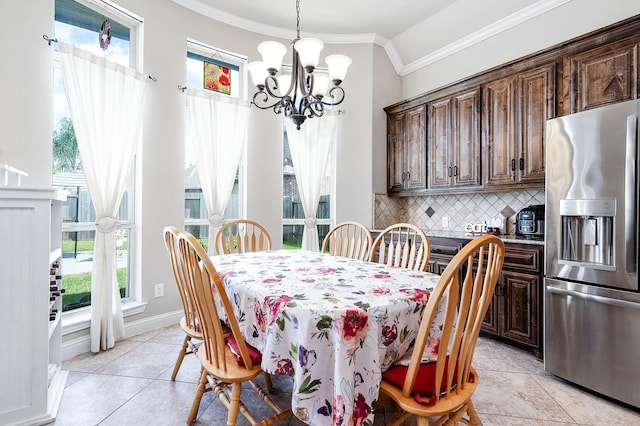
[382,356,459,405]
[225,335,262,367]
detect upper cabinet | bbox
[484,63,555,188]
[384,16,640,195]
[429,87,481,190]
[565,37,639,114]
[387,104,427,194]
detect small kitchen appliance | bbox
[515,205,545,237]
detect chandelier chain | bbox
[296,0,301,39]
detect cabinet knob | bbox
[519,157,524,171]
[453,165,458,177]
[511,158,516,172]
[448,166,452,177]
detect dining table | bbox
[210,249,443,426]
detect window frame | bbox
[281,124,336,249]
[184,40,249,238]
[53,0,144,326]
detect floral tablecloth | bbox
[210,250,442,426]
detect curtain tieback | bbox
[96,216,118,234]
[304,217,318,228]
[209,214,225,227]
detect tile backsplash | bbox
[374,190,545,235]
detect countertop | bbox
[371,229,545,246]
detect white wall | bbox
[0,0,54,185]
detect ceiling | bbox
[177,0,455,41]
[173,0,561,74]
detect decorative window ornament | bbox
[203,61,231,95]
[99,19,111,50]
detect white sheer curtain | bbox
[285,112,338,251]
[186,89,250,253]
[58,43,148,352]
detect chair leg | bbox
[465,400,481,425]
[263,372,273,392]
[171,334,190,381]
[226,382,243,426]
[187,368,207,424]
[416,416,429,426]
[443,401,480,426]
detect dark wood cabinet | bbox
[387,104,427,193]
[425,237,543,356]
[565,37,639,114]
[385,16,640,195]
[428,88,481,189]
[484,63,555,188]
[481,242,543,357]
[426,237,463,274]
[483,75,516,187]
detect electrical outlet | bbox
[154,283,164,298]
[442,216,449,228]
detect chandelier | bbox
[247,0,352,130]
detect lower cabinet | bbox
[427,237,463,274]
[481,242,543,357]
[372,232,543,356]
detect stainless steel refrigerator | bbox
[545,99,639,408]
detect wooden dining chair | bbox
[163,226,202,381]
[369,223,430,271]
[215,219,272,255]
[378,234,505,426]
[321,221,373,261]
[177,231,292,426]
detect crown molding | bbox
[173,0,570,77]
[399,0,571,76]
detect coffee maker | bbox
[515,205,545,238]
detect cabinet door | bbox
[452,88,481,187]
[387,112,405,193]
[428,98,452,188]
[569,38,639,113]
[500,270,539,347]
[427,256,451,275]
[484,75,517,186]
[404,105,427,190]
[482,289,500,336]
[518,63,556,184]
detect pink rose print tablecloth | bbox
[210,250,443,426]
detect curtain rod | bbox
[42,35,157,82]
[187,39,248,62]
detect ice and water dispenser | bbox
[559,199,615,270]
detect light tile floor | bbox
[56,324,640,425]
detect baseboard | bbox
[61,309,183,361]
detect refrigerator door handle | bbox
[547,285,640,310]
[625,115,637,274]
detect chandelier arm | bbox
[263,75,285,99]
[320,86,346,106]
[302,97,325,119]
[252,90,283,110]
[296,61,312,99]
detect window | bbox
[184,40,246,247]
[282,130,333,249]
[53,0,140,312]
